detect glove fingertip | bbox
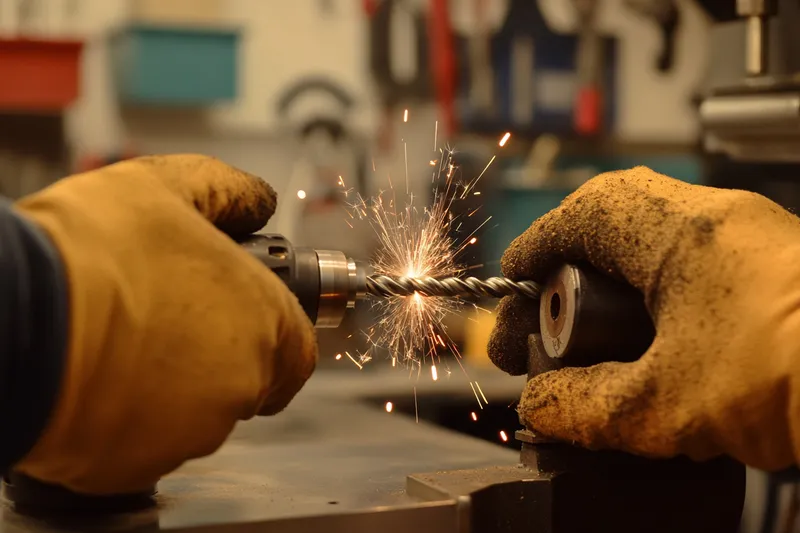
[500,209,572,282]
[519,362,650,449]
[136,154,279,237]
[488,296,539,376]
[519,367,598,443]
[257,290,318,417]
[213,168,278,237]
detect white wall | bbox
[63,0,130,155]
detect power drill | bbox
[240,234,541,328]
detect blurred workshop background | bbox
[0,0,797,531]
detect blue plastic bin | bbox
[110,24,239,105]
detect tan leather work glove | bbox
[12,154,317,494]
[488,166,800,471]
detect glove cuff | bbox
[0,201,69,471]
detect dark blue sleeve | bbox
[0,198,69,472]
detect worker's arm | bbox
[0,199,68,474]
[489,167,800,470]
[6,155,317,495]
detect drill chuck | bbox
[240,234,367,328]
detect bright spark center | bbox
[346,142,485,373]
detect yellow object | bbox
[13,155,317,494]
[463,308,497,367]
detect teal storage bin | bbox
[111,24,239,105]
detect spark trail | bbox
[342,118,507,389]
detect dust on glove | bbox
[488,166,800,470]
[12,154,318,494]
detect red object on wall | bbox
[575,86,602,135]
[428,0,457,136]
[362,0,379,17]
[0,38,84,112]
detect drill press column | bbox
[737,0,776,76]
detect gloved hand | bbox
[12,155,317,494]
[488,166,800,470]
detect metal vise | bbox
[407,264,745,533]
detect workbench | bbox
[1,366,528,533]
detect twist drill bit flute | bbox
[240,234,540,328]
[366,275,540,300]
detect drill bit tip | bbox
[366,275,541,300]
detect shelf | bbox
[0,38,83,112]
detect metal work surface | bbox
[0,367,525,533]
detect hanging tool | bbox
[369,0,432,106]
[623,0,681,73]
[737,0,776,76]
[482,0,567,132]
[428,0,457,135]
[465,0,496,118]
[367,0,433,150]
[273,77,367,244]
[572,0,604,136]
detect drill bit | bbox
[366,275,541,300]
